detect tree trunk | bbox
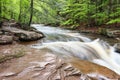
[87,0,90,27]
[95,0,98,25]
[29,0,33,26]
[0,0,2,27]
[18,0,22,22]
[0,0,2,20]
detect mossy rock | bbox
[0,50,25,63]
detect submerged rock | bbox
[0,35,13,44]
[114,43,120,53]
[71,59,120,79]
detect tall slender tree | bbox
[0,0,2,27]
[0,0,2,19]
[29,0,33,26]
[18,0,22,22]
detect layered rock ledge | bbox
[2,27,44,41]
[0,45,119,80]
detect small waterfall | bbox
[31,24,120,75]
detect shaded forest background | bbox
[0,0,120,29]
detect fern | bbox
[107,18,120,24]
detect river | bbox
[31,24,120,75]
[0,24,120,80]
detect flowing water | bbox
[31,24,120,75]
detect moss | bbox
[0,50,25,63]
[0,55,13,63]
[13,50,25,58]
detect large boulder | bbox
[2,27,44,41]
[114,43,120,53]
[0,35,13,44]
[15,31,44,41]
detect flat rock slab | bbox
[2,27,44,41]
[0,35,13,44]
[0,45,119,80]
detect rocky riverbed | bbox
[0,44,120,80]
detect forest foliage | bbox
[0,0,120,28]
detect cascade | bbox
[32,24,120,74]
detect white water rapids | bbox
[31,24,120,75]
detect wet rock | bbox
[71,59,120,79]
[1,19,21,28]
[107,30,120,38]
[80,74,91,80]
[98,28,120,38]
[2,27,44,41]
[66,68,81,76]
[0,35,13,44]
[15,31,43,41]
[114,43,120,53]
[2,21,9,27]
[1,72,16,77]
[0,46,120,80]
[0,31,2,35]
